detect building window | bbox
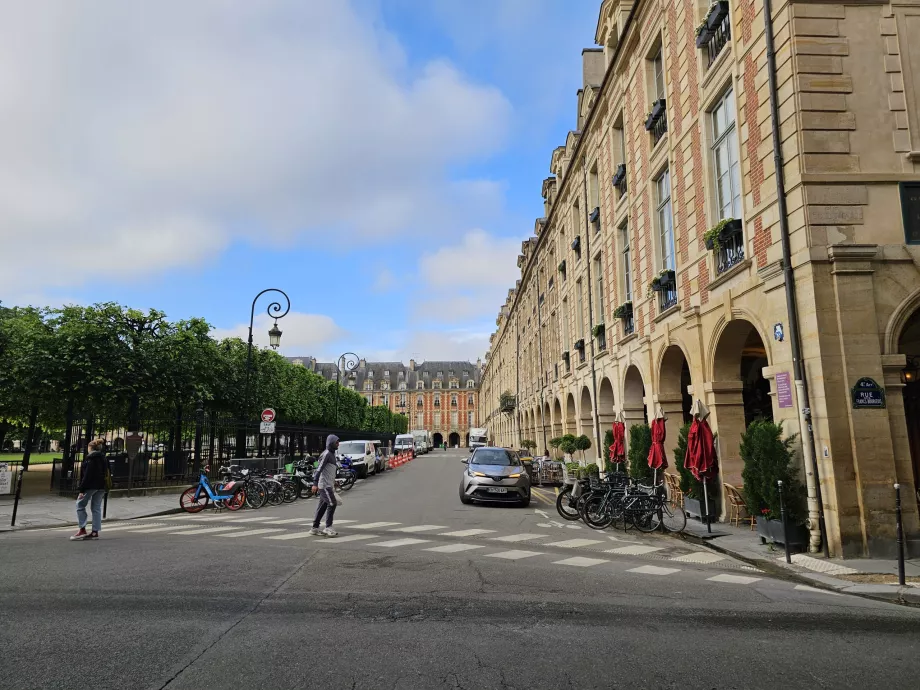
[467,394,474,406]
[468,411,474,426]
[711,88,742,221]
[364,382,372,391]
[417,413,424,428]
[451,394,458,407]
[434,381,441,389]
[436,371,442,378]
[656,170,675,271]
[451,411,459,427]
[449,380,458,389]
[368,370,373,377]
[381,381,389,390]
[561,297,570,357]
[448,370,454,377]
[434,394,441,407]
[620,222,632,302]
[417,381,424,390]
[366,395,372,404]
[417,396,423,407]
[467,380,475,388]
[593,254,604,324]
[399,382,406,390]
[382,394,389,406]
[652,48,665,101]
[383,370,389,376]
[575,280,585,341]
[434,412,441,427]
[399,393,406,407]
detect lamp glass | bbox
[268,322,282,349]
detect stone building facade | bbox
[289,357,481,447]
[480,0,920,558]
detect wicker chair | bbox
[665,473,683,508]
[724,483,755,530]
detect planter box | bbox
[705,235,716,250]
[757,518,808,548]
[718,218,743,242]
[611,164,626,188]
[695,29,712,49]
[644,99,666,131]
[685,496,720,521]
[574,339,585,351]
[706,1,730,30]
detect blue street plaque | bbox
[851,377,886,409]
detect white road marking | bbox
[424,543,485,553]
[794,585,842,596]
[542,538,603,549]
[220,516,276,523]
[351,522,402,530]
[170,526,241,535]
[534,509,550,518]
[485,550,543,560]
[370,538,432,548]
[491,533,549,543]
[263,518,312,525]
[553,556,609,567]
[707,574,761,585]
[438,529,496,537]
[314,534,378,543]
[670,552,726,564]
[96,523,165,532]
[606,545,664,556]
[391,525,448,533]
[626,565,681,576]
[215,528,284,538]
[266,532,322,541]
[131,526,190,533]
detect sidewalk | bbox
[1,492,182,531]
[683,518,920,605]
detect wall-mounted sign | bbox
[773,323,784,342]
[0,464,12,494]
[900,181,920,245]
[775,372,793,409]
[851,377,886,409]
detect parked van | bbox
[336,439,379,479]
[394,434,415,455]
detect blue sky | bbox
[1,0,601,363]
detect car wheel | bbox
[459,486,472,505]
[518,488,531,508]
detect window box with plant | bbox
[696,1,731,62]
[499,391,517,414]
[611,163,627,195]
[592,323,606,351]
[571,236,581,257]
[574,339,585,351]
[613,300,634,336]
[589,207,600,227]
[648,269,675,294]
[645,99,667,131]
[558,260,567,278]
[704,218,745,275]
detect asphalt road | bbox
[3,449,919,689]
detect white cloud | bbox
[415,229,520,324]
[359,328,489,364]
[372,269,396,293]
[211,311,346,355]
[0,1,511,294]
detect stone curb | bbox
[1,507,184,533]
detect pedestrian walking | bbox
[70,438,109,541]
[310,434,340,537]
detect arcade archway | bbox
[448,432,460,448]
[433,432,444,448]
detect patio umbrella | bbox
[610,420,626,470]
[647,417,668,485]
[685,400,717,532]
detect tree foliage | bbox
[740,420,806,523]
[627,424,653,482]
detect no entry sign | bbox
[261,408,276,423]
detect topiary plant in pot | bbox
[627,424,653,482]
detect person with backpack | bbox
[70,438,110,541]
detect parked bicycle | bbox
[180,466,246,513]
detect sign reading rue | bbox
[851,377,886,409]
[775,372,793,409]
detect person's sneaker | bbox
[308,527,323,536]
[322,528,339,537]
[69,529,87,541]
[85,531,99,539]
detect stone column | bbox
[704,381,746,520]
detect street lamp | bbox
[240,289,291,450]
[335,352,360,428]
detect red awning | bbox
[647,417,668,470]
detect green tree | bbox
[574,434,592,463]
[741,420,805,523]
[627,424,653,482]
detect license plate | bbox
[486,487,507,494]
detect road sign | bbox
[260,421,276,434]
[261,408,276,423]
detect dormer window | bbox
[364,382,372,391]
[399,382,406,390]
[384,370,389,376]
[467,380,475,388]
[437,371,443,378]
[417,382,424,390]
[381,381,389,390]
[434,381,442,389]
[368,370,374,378]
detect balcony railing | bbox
[612,163,627,197]
[645,99,667,147]
[696,2,731,68]
[622,312,635,337]
[717,230,745,274]
[658,287,678,313]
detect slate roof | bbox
[284,357,481,390]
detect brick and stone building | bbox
[480,0,920,558]
[288,357,482,447]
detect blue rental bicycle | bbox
[180,466,246,513]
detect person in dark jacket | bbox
[310,434,340,537]
[70,438,107,541]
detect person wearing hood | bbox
[70,438,108,541]
[310,434,340,537]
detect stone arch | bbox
[884,286,920,355]
[433,432,444,448]
[597,376,616,461]
[896,304,920,519]
[707,311,772,384]
[622,365,647,458]
[448,432,460,448]
[658,343,694,467]
[565,392,577,435]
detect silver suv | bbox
[459,447,530,507]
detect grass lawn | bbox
[0,453,58,465]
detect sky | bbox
[1,0,601,364]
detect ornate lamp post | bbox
[335,352,360,428]
[239,289,291,453]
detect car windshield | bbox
[471,449,519,466]
[338,442,365,455]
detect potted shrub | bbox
[613,301,633,320]
[592,323,606,339]
[674,422,721,520]
[574,434,592,463]
[740,420,808,548]
[645,99,667,131]
[627,424,653,482]
[549,436,562,459]
[558,260,567,276]
[704,218,743,251]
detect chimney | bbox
[359,358,366,368]
[409,359,416,371]
[582,48,604,89]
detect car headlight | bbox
[472,471,487,477]
[507,473,522,478]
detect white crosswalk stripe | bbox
[627,565,681,576]
[170,526,241,536]
[131,526,188,534]
[370,538,431,548]
[553,556,609,567]
[670,552,726,564]
[438,529,496,537]
[263,518,311,525]
[606,545,663,555]
[90,523,156,532]
[491,533,548,543]
[221,516,275,523]
[485,550,542,560]
[316,534,378,543]
[215,528,284,538]
[542,538,603,549]
[351,522,401,530]
[266,531,321,541]
[391,525,448,533]
[707,574,761,585]
[424,543,485,553]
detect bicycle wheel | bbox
[226,488,246,511]
[245,482,266,509]
[555,486,581,521]
[340,472,356,491]
[180,486,209,513]
[581,494,614,530]
[265,480,284,506]
[281,480,297,503]
[298,483,315,500]
[655,501,687,533]
[631,499,659,533]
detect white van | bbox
[337,440,379,479]
[394,434,415,455]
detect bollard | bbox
[10,465,25,527]
[895,483,906,587]
[778,480,791,564]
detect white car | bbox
[337,440,379,479]
[394,434,415,455]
